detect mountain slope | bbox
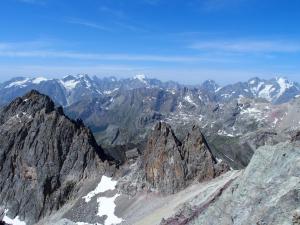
[166,141,300,225]
[215,77,300,104]
[0,90,109,224]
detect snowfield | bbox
[81,176,123,225]
[97,194,123,225]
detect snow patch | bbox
[221,94,230,98]
[199,115,204,122]
[250,81,264,94]
[167,89,176,95]
[216,158,223,163]
[60,79,80,91]
[215,87,222,92]
[104,88,119,95]
[240,107,262,115]
[258,84,274,101]
[32,77,48,84]
[249,79,256,85]
[240,107,266,122]
[184,95,197,106]
[218,129,234,137]
[273,117,279,126]
[83,176,117,203]
[97,194,123,225]
[5,78,30,88]
[276,77,293,98]
[3,209,26,225]
[133,74,147,84]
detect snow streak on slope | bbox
[81,176,123,225]
[83,176,118,202]
[276,77,294,98]
[5,78,30,88]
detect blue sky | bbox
[0,0,300,84]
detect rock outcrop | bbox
[143,122,229,194]
[143,122,186,194]
[186,141,300,225]
[0,90,108,224]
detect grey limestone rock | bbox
[0,90,109,224]
[188,141,300,225]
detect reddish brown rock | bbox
[143,122,229,194]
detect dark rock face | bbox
[143,122,229,194]
[144,122,185,193]
[0,90,108,224]
[291,131,300,142]
[181,126,216,182]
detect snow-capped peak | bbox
[4,76,49,89]
[5,78,30,88]
[32,77,48,84]
[62,75,77,81]
[60,76,80,91]
[133,74,147,83]
[201,79,221,92]
[248,77,262,85]
[60,74,93,90]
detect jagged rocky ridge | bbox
[0,90,109,224]
[0,91,229,225]
[1,75,299,106]
[1,75,300,163]
[143,122,229,194]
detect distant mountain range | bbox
[0,75,299,107]
[1,75,300,158]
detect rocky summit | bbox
[0,90,109,224]
[143,122,229,194]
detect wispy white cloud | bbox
[66,17,146,33]
[0,64,143,75]
[0,40,54,50]
[66,18,112,31]
[0,39,233,63]
[0,49,223,63]
[190,40,300,53]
